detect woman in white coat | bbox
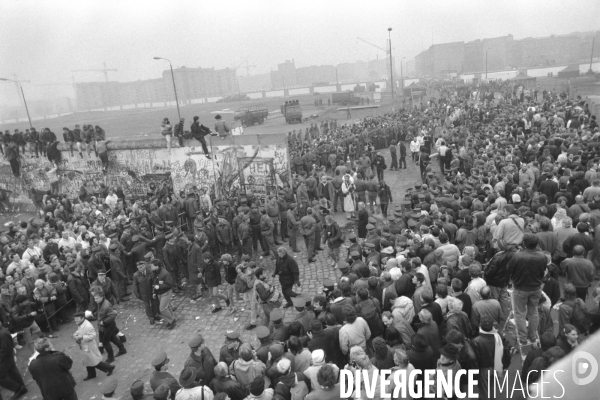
[341,174,356,220]
[73,312,115,380]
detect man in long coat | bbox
[187,233,208,300]
[73,312,114,380]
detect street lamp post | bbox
[400,57,405,91]
[388,27,394,98]
[0,77,33,129]
[153,57,181,121]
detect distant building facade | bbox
[414,31,600,77]
[75,66,236,110]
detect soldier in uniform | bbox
[237,214,252,258]
[271,309,291,343]
[349,250,366,277]
[248,203,265,256]
[186,233,207,301]
[290,296,314,334]
[259,207,277,259]
[364,243,381,270]
[277,193,288,242]
[149,352,181,396]
[219,330,243,367]
[203,217,219,257]
[338,261,359,284]
[133,261,160,325]
[184,335,217,386]
[346,233,362,263]
[286,203,300,253]
[99,377,118,400]
[91,270,119,305]
[265,195,283,245]
[254,326,275,364]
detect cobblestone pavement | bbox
[4,148,425,400]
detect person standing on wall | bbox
[161,118,173,150]
[214,114,230,140]
[190,116,212,159]
[71,125,83,159]
[96,139,111,173]
[173,118,185,147]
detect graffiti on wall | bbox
[170,146,216,196]
[0,136,290,203]
[56,148,172,198]
[0,156,55,202]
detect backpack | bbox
[234,274,249,294]
[569,299,592,333]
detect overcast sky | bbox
[1,0,599,104]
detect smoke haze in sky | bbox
[1,0,599,103]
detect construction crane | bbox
[72,62,117,82]
[357,37,391,58]
[2,74,31,108]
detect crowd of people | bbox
[1,78,600,400]
[0,124,109,179]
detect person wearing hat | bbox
[219,330,243,367]
[322,278,335,301]
[303,349,340,394]
[73,312,115,382]
[286,203,300,253]
[348,249,366,276]
[299,208,317,263]
[162,232,185,293]
[91,269,119,305]
[266,308,289,343]
[259,207,278,260]
[338,261,359,285]
[124,380,154,400]
[99,377,118,400]
[87,286,126,363]
[345,233,362,263]
[107,243,128,302]
[291,295,315,334]
[265,194,284,245]
[214,114,230,139]
[133,260,161,325]
[184,335,217,388]
[184,233,208,301]
[254,325,275,364]
[149,351,181,399]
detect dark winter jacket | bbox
[29,351,76,400]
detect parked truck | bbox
[331,91,361,106]
[234,105,268,126]
[280,100,303,124]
